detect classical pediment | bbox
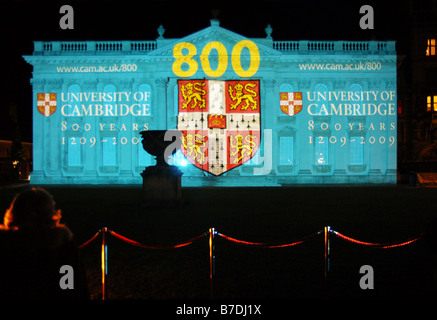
[148,20,281,58]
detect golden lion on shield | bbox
[181,82,206,109]
[229,133,257,163]
[228,83,258,111]
[182,133,207,165]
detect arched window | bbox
[66,84,81,166]
[279,83,294,93]
[138,83,152,115]
[350,83,363,102]
[68,84,81,95]
[350,83,363,93]
[102,84,117,167]
[313,83,329,166]
[349,83,365,166]
[135,83,153,167]
[279,136,294,165]
[315,136,328,165]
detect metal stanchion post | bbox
[209,227,216,299]
[101,227,108,300]
[324,226,331,299]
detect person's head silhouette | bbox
[3,187,62,230]
[0,187,89,299]
[2,187,72,246]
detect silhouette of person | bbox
[0,187,89,299]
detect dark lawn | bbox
[1,184,437,300]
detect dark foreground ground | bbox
[1,183,437,302]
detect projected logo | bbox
[37,93,57,117]
[177,79,260,176]
[280,92,303,116]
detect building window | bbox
[350,137,364,165]
[138,83,152,116]
[426,38,436,56]
[427,95,437,112]
[67,138,82,166]
[279,136,294,165]
[350,83,363,94]
[103,140,117,166]
[315,136,329,165]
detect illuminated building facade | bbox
[24,20,397,186]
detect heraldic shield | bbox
[280,92,302,116]
[37,93,57,117]
[177,79,261,176]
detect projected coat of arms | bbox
[280,92,302,116]
[177,79,260,175]
[37,93,57,117]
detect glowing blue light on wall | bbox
[173,150,188,167]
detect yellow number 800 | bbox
[172,40,260,78]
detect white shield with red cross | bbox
[280,92,302,116]
[37,93,57,117]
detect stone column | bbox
[155,78,168,130]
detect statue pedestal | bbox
[141,165,183,208]
[139,130,184,208]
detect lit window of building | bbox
[279,136,294,165]
[427,95,437,112]
[315,136,329,165]
[103,141,117,166]
[426,38,436,56]
[350,137,364,165]
[68,138,81,166]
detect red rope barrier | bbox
[379,238,422,249]
[78,227,423,251]
[108,230,206,249]
[76,226,425,300]
[79,230,102,248]
[218,231,322,248]
[331,230,423,249]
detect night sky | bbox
[2,0,410,143]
